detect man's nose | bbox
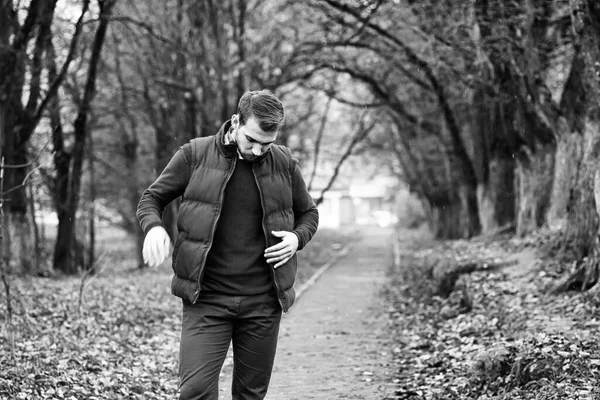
[252,145,262,156]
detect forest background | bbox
[2,0,600,281]
[1,0,600,398]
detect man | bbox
[136,90,319,400]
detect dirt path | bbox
[218,226,396,399]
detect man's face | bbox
[233,116,278,161]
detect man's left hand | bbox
[265,231,299,269]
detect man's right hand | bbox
[142,226,172,267]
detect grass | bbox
[0,225,354,399]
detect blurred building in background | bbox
[311,176,401,228]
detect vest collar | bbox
[215,120,272,163]
[215,120,239,159]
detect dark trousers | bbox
[178,290,282,400]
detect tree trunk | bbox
[53,0,117,273]
[562,124,600,259]
[472,0,558,237]
[86,133,96,271]
[551,123,600,293]
[477,155,516,233]
[516,144,556,236]
[443,147,481,239]
[551,0,600,293]
[53,213,84,274]
[124,135,144,269]
[433,78,481,238]
[2,0,86,275]
[429,201,462,239]
[27,181,41,274]
[125,149,144,268]
[457,181,481,239]
[1,0,65,275]
[547,128,583,229]
[3,140,34,274]
[235,0,247,100]
[558,0,600,260]
[472,75,518,233]
[5,213,32,275]
[0,24,32,275]
[426,183,479,240]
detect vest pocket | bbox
[274,254,297,291]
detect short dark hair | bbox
[237,90,285,132]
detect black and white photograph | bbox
[1,1,600,399]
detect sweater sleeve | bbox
[291,159,319,250]
[136,144,191,235]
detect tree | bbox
[51,0,118,273]
[551,0,600,291]
[472,0,563,236]
[0,0,90,273]
[290,0,481,237]
[386,112,461,238]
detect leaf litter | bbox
[383,228,600,400]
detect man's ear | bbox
[231,114,239,127]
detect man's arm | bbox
[291,160,319,250]
[264,158,319,268]
[136,145,191,234]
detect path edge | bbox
[293,245,350,302]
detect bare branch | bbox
[1,162,34,169]
[308,97,333,191]
[314,113,377,206]
[313,63,440,136]
[1,166,42,196]
[33,0,91,125]
[342,0,386,43]
[77,252,107,316]
[24,2,56,120]
[12,0,43,51]
[305,39,434,91]
[325,94,384,108]
[322,0,480,187]
[154,77,194,92]
[96,15,184,49]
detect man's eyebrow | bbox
[246,134,275,145]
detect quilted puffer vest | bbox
[171,134,297,312]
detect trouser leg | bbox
[231,291,282,400]
[179,295,233,400]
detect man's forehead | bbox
[243,118,278,141]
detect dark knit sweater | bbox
[201,159,273,295]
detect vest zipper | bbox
[253,163,285,311]
[196,157,238,296]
